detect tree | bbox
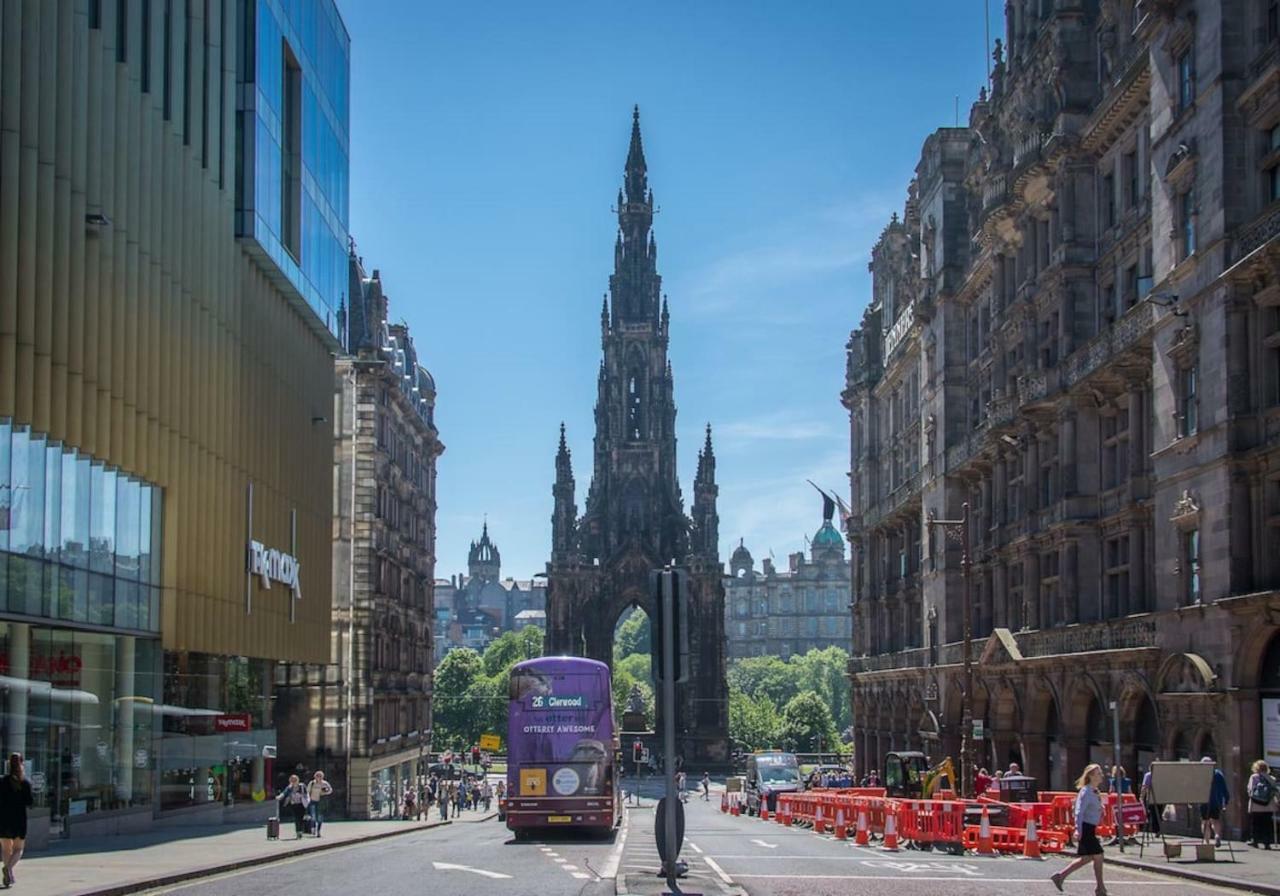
[432,648,483,749]
[791,647,851,731]
[780,690,841,754]
[613,608,651,660]
[481,625,544,677]
[729,689,781,752]
[727,655,798,707]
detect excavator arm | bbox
[922,757,957,798]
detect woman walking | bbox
[277,774,310,839]
[1051,763,1107,895]
[1247,760,1278,848]
[0,754,34,887]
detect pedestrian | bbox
[676,770,687,802]
[0,753,34,888]
[1007,761,1022,777]
[975,767,992,796]
[1105,765,1132,846]
[482,779,493,812]
[701,771,711,801]
[307,771,333,837]
[994,769,1004,781]
[454,780,464,814]
[1199,756,1230,847]
[277,774,310,839]
[1140,766,1161,836]
[439,781,450,820]
[1050,763,1106,895]
[1247,759,1278,849]
[402,784,416,820]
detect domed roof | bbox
[812,520,844,548]
[730,538,752,565]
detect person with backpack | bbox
[277,774,310,839]
[1247,760,1278,849]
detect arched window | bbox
[627,372,644,440]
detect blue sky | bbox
[337,1,997,581]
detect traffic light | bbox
[633,741,644,764]
[650,568,690,683]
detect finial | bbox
[704,422,713,452]
[559,421,567,449]
[633,103,640,123]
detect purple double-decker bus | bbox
[506,656,620,838]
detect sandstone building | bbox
[724,503,852,660]
[844,0,1280,835]
[276,251,443,818]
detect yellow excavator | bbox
[883,752,957,799]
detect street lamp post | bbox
[928,503,975,799]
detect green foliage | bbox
[726,647,851,737]
[727,655,799,707]
[611,668,654,729]
[729,689,782,752]
[481,625,544,677]
[780,690,842,753]
[613,608,651,661]
[432,648,485,750]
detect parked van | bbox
[745,751,801,815]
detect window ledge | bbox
[1152,432,1201,459]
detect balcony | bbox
[1061,300,1155,389]
[1014,617,1158,658]
[1013,130,1048,171]
[1231,203,1280,265]
[849,646,932,675]
[1082,41,1152,155]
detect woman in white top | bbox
[1052,763,1108,896]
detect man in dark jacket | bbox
[1200,756,1230,847]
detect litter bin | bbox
[997,774,1038,803]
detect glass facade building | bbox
[236,0,351,343]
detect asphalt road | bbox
[150,810,620,896]
[147,784,1242,896]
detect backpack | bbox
[1251,774,1277,806]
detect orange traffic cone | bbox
[730,796,739,816]
[835,807,847,840]
[815,803,825,833]
[721,792,728,814]
[977,805,995,856]
[855,808,870,845]
[776,798,788,825]
[1022,816,1042,859]
[881,810,900,851]
[760,802,769,821]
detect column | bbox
[1063,540,1079,624]
[1129,524,1147,613]
[993,561,1008,629]
[6,624,30,759]
[114,636,135,800]
[994,455,1007,527]
[981,474,993,544]
[1061,408,1078,497]
[1023,552,1041,631]
[1025,436,1040,513]
[1128,385,1145,480]
[994,254,1007,312]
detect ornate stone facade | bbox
[545,109,729,763]
[277,249,443,818]
[724,505,852,660]
[844,0,1280,835]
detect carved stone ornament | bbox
[1170,489,1201,531]
[1167,321,1199,366]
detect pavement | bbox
[1107,836,1280,896]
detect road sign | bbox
[973,719,984,739]
[654,797,686,864]
[478,733,501,752]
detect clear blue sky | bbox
[337,1,998,581]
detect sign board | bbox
[973,720,984,740]
[1263,698,1280,767]
[247,540,302,599]
[725,776,743,793]
[478,733,501,752]
[214,713,252,733]
[1148,760,1214,806]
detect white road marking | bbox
[861,860,982,876]
[704,855,735,885]
[688,841,703,854]
[750,838,778,849]
[598,812,628,879]
[430,862,513,880]
[732,874,1190,884]
[571,872,590,879]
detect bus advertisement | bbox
[506,657,620,837]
